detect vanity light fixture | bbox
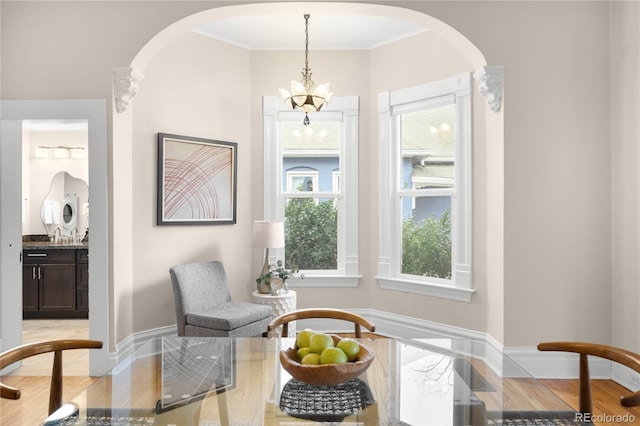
[69,147,86,159]
[35,146,50,158]
[53,147,70,159]
[279,14,333,126]
[35,146,86,160]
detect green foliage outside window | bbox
[285,198,337,270]
[402,210,452,279]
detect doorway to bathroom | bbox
[0,99,109,376]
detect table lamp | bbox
[252,220,285,279]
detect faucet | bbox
[53,227,61,243]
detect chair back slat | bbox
[0,339,103,415]
[268,308,376,338]
[538,341,640,412]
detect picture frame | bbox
[157,133,237,225]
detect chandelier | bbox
[279,14,333,126]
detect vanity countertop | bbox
[23,241,88,250]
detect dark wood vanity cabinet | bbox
[76,249,89,313]
[22,248,88,319]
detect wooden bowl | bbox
[279,335,375,386]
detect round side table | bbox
[252,290,297,337]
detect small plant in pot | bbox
[256,260,304,295]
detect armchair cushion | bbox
[186,302,272,331]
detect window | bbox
[263,96,360,286]
[377,73,474,302]
[286,170,319,193]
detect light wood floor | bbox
[13,319,90,376]
[1,319,93,425]
[2,325,640,425]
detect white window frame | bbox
[286,170,319,193]
[332,170,340,193]
[376,73,474,302]
[263,96,360,287]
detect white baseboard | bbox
[504,346,612,379]
[613,362,640,392]
[110,310,635,387]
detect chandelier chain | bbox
[303,14,312,90]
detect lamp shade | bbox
[252,220,284,249]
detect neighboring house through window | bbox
[377,73,474,302]
[263,96,360,287]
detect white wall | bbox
[368,30,492,333]
[1,1,637,352]
[611,0,640,354]
[130,32,251,335]
[410,0,613,346]
[497,1,612,346]
[22,130,89,236]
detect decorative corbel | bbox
[474,66,504,113]
[113,67,143,113]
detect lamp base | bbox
[257,249,272,294]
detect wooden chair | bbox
[267,308,376,338]
[537,341,640,414]
[0,339,103,415]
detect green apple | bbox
[309,333,334,354]
[297,347,312,361]
[296,329,316,348]
[320,347,348,365]
[300,352,321,365]
[337,338,361,361]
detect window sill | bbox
[287,274,361,288]
[375,276,475,303]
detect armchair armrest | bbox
[537,341,640,413]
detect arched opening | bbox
[111,2,503,346]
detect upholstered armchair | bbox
[169,260,272,337]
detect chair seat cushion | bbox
[186,302,272,331]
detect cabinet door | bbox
[76,263,89,312]
[22,264,39,312]
[39,264,76,312]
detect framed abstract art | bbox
[157,133,237,225]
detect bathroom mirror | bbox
[41,171,88,237]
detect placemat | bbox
[279,378,376,422]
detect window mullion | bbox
[398,189,455,197]
[283,192,341,199]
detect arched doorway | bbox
[111,2,502,346]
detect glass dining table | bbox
[44,336,588,426]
